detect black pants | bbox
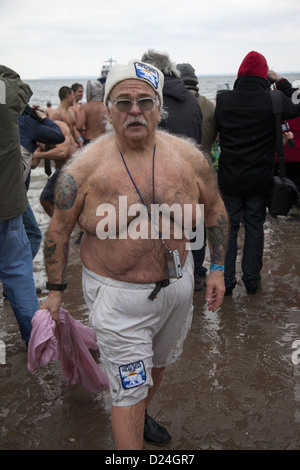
[192,227,207,278]
[223,194,267,291]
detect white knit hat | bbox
[104,59,164,107]
[86,80,104,102]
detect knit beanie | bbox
[104,59,164,106]
[86,80,104,102]
[237,51,268,79]
[177,63,198,86]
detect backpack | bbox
[267,90,299,217]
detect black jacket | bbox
[158,76,202,145]
[216,76,300,196]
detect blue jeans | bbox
[0,216,39,341]
[22,203,42,260]
[223,195,267,291]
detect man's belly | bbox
[79,233,188,284]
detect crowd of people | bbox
[0,49,300,450]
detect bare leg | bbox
[145,367,165,409]
[111,367,166,449]
[111,399,146,450]
[143,366,171,446]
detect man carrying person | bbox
[18,104,65,256]
[34,120,77,216]
[40,59,228,450]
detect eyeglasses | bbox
[110,96,158,112]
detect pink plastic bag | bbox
[28,308,109,393]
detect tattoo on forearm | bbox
[44,238,68,283]
[44,240,58,265]
[55,173,77,210]
[207,214,228,264]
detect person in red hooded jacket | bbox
[215,51,300,295]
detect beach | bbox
[0,164,299,450]
[1,73,300,451]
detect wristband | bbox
[46,281,67,291]
[210,264,225,272]
[78,137,83,142]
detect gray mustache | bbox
[123,117,148,129]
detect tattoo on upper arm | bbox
[206,214,228,263]
[55,173,77,210]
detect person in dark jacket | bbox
[176,62,219,291]
[141,50,206,291]
[19,105,65,259]
[215,51,300,295]
[142,50,202,143]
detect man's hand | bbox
[205,271,225,312]
[267,70,280,84]
[283,131,294,146]
[34,106,48,121]
[41,292,64,321]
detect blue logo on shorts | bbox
[119,360,146,390]
[134,62,159,89]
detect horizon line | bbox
[25,70,300,81]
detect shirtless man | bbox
[51,86,83,148]
[76,80,107,144]
[33,120,77,216]
[70,83,84,119]
[41,60,228,450]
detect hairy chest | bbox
[80,160,202,239]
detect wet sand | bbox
[0,166,300,450]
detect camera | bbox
[281,121,290,133]
[165,250,183,278]
[281,121,296,148]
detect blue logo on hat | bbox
[134,62,159,89]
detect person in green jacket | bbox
[176,63,218,156]
[0,65,39,346]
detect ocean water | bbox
[25,73,300,108]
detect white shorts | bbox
[82,253,194,406]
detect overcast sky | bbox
[1,0,299,80]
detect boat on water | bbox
[98,57,117,83]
